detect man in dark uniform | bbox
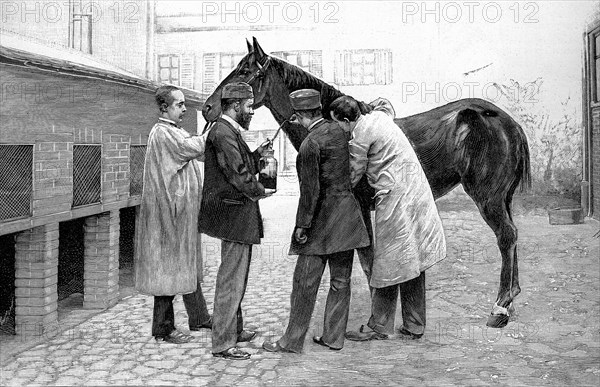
[199,82,275,360]
[262,89,370,353]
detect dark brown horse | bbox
[202,38,531,328]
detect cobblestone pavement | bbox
[1,187,599,386]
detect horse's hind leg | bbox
[464,186,521,328]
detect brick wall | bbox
[14,224,59,335]
[592,106,599,220]
[102,134,131,202]
[83,211,120,309]
[32,137,73,217]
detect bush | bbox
[494,79,581,200]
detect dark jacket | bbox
[290,119,370,255]
[199,117,265,245]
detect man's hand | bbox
[294,227,308,244]
[263,188,276,197]
[256,139,273,156]
[250,188,276,202]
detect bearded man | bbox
[199,82,275,360]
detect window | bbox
[129,145,146,196]
[0,145,33,221]
[72,145,101,207]
[158,55,180,85]
[272,51,323,78]
[68,0,93,54]
[334,49,393,86]
[202,52,245,95]
[157,54,195,89]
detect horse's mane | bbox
[270,56,324,92]
[270,55,373,115]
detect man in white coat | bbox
[330,95,447,340]
[135,85,212,344]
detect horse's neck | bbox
[263,94,307,151]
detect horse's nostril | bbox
[204,104,212,112]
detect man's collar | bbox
[307,118,325,132]
[353,114,366,132]
[221,114,244,133]
[158,117,179,127]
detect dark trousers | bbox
[278,250,354,352]
[152,277,211,337]
[367,271,426,336]
[212,240,252,353]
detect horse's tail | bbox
[515,123,532,193]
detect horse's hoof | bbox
[486,313,509,328]
[507,303,516,316]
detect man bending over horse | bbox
[330,95,447,341]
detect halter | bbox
[244,56,272,95]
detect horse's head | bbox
[202,37,281,123]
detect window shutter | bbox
[375,51,384,85]
[180,54,195,89]
[387,50,393,84]
[202,53,217,95]
[309,51,323,78]
[375,50,393,85]
[334,51,343,85]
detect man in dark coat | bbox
[262,89,370,353]
[199,82,275,360]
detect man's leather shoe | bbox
[262,341,295,353]
[345,325,388,341]
[398,327,423,339]
[312,336,342,351]
[213,347,250,360]
[190,317,213,331]
[155,330,193,344]
[237,330,257,342]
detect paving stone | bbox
[16,368,38,378]
[63,366,87,377]
[54,376,84,385]
[86,371,109,379]
[84,379,109,386]
[132,365,158,377]
[89,359,115,370]
[111,371,135,380]
[146,360,177,370]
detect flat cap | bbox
[289,89,321,110]
[222,82,254,99]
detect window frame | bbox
[157,54,181,85]
[590,26,600,105]
[334,49,393,86]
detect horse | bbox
[202,37,531,329]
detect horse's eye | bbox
[239,69,251,76]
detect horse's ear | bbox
[252,37,266,62]
[246,39,253,53]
